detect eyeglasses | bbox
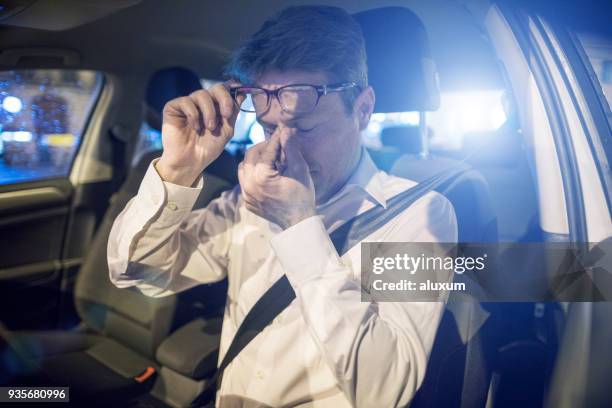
[229,82,358,114]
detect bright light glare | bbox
[367,121,382,134]
[2,96,23,113]
[1,131,33,142]
[427,90,508,150]
[490,105,507,129]
[371,112,419,126]
[249,122,265,145]
[460,106,481,131]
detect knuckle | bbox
[163,97,181,112]
[252,143,266,155]
[189,89,207,99]
[211,83,227,94]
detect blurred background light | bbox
[2,96,23,114]
[1,131,33,142]
[428,90,508,150]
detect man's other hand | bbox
[156,82,243,186]
[238,127,316,229]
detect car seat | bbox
[0,67,235,407]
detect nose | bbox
[258,96,299,130]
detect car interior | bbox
[0,0,610,407]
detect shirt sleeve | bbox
[270,192,457,408]
[107,158,238,298]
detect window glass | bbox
[428,90,508,152]
[361,112,420,149]
[577,33,612,111]
[0,70,102,185]
[363,90,508,153]
[131,121,163,167]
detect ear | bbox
[352,86,375,131]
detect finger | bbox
[209,84,234,119]
[243,143,264,166]
[223,79,245,105]
[237,163,256,202]
[237,161,245,180]
[164,96,201,133]
[189,90,218,131]
[224,79,242,88]
[259,128,282,167]
[237,162,248,192]
[223,80,246,121]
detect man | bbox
[108,5,456,407]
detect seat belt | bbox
[190,166,466,407]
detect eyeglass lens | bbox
[236,86,319,114]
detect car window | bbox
[364,90,508,153]
[0,70,102,185]
[361,111,420,149]
[576,32,612,113]
[131,121,163,167]
[428,90,508,152]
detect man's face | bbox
[254,70,372,204]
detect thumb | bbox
[221,80,245,133]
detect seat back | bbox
[74,67,235,359]
[391,156,498,244]
[75,151,232,359]
[354,7,499,407]
[354,7,439,113]
[367,126,422,172]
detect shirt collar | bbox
[318,147,387,210]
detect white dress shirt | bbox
[108,148,457,407]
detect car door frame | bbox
[0,69,116,330]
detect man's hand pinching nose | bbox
[238,127,316,230]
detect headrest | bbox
[145,67,202,129]
[353,7,440,112]
[380,126,422,154]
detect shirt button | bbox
[256,371,264,380]
[167,202,178,211]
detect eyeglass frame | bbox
[229,82,359,114]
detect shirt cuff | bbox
[146,158,203,225]
[131,158,204,229]
[270,215,343,288]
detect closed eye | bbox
[296,124,317,133]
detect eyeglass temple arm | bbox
[321,82,358,95]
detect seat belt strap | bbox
[190,166,466,407]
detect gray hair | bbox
[224,5,368,112]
